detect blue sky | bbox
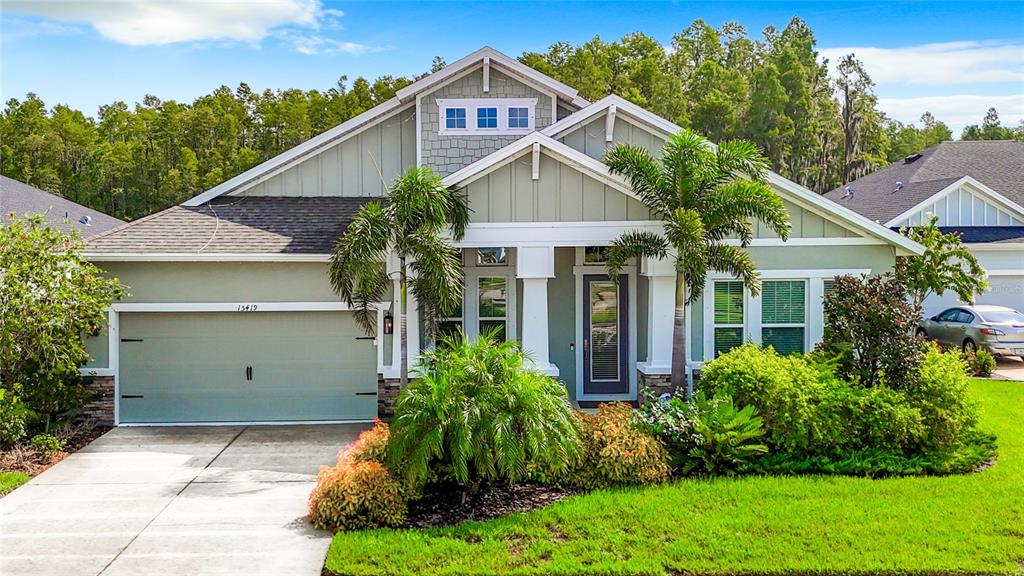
[2,1,1022,135]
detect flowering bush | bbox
[567,402,670,489]
[308,459,406,532]
[963,349,996,377]
[637,390,767,475]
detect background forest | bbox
[2,18,1021,222]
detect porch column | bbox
[517,246,559,376]
[638,255,675,375]
[386,252,421,374]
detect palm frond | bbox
[605,230,669,281]
[701,180,790,244]
[706,244,761,295]
[713,139,770,185]
[604,143,672,217]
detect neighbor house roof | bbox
[85,196,374,260]
[0,175,124,236]
[823,141,1024,224]
[938,226,1024,245]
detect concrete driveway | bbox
[0,424,367,576]
[995,355,1024,381]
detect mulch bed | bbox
[402,482,580,529]
[0,424,110,477]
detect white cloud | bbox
[878,93,1024,134]
[0,0,370,53]
[819,40,1024,86]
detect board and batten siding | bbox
[234,107,416,198]
[421,68,554,177]
[890,183,1024,227]
[559,115,665,161]
[465,152,653,223]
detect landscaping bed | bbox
[0,422,109,496]
[326,379,1022,575]
[402,482,578,529]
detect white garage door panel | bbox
[119,311,377,423]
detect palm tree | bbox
[329,167,470,386]
[603,130,790,396]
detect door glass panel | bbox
[478,277,507,317]
[589,281,619,381]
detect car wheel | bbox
[962,339,977,355]
[915,328,928,340]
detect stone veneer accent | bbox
[377,377,404,419]
[420,68,554,176]
[80,375,115,427]
[637,370,702,403]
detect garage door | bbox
[119,312,378,424]
[923,276,1024,317]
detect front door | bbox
[583,275,629,396]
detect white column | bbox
[808,277,825,346]
[406,287,421,368]
[388,277,402,377]
[638,256,674,375]
[517,246,558,376]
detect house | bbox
[0,175,124,236]
[824,141,1024,316]
[79,46,923,426]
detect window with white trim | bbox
[478,276,508,341]
[437,98,537,135]
[476,247,507,266]
[761,280,806,355]
[713,281,744,357]
[437,293,464,346]
[445,107,466,129]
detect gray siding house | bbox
[80,47,923,426]
[824,141,1024,316]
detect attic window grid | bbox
[436,98,538,136]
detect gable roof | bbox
[184,47,586,207]
[85,196,373,259]
[539,97,924,255]
[0,175,124,237]
[396,46,588,107]
[442,131,636,198]
[823,141,1024,223]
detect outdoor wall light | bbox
[383,310,394,335]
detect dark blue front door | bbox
[583,275,629,396]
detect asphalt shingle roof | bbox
[0,175,125,236]
[937,226,1024,245]
[86,196,377,254]
[823,141,1024,224]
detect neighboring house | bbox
[0,175,124,237]
[824,141,1024,316]
[79,46,923,426]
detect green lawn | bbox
[325,379,1024,575]
[0,471,30,497]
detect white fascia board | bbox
[545,96,925,256]
[111,301,387,313]
[396,46,581,104]
[443,132,636,199]
[968,242,1024,252]
[83,252,330,262]
[182,98,408,206]
[542,95,679,140]
[883,176,1024,227]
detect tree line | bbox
[2,18,1021,222]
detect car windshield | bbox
[980,310,1024,324]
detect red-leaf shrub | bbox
[339,420,390,465]
[567,402,670,489]
[308,459,406,531]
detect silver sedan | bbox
[918,305,1024,358]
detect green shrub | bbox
[815,384,924,452]
[388,332,579,492]
[308,459,406,531]
[567,402,670,489]
[905,343,979,449]
[819,273,922,389]
[963,349,996,377]
[698,344,824,453]
[635,389,701,471]
[681,392,768,476]
[27,433,65,457]
[0,389,28,445]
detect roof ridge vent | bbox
[904,153,923,164]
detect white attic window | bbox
[437,98,537,136]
